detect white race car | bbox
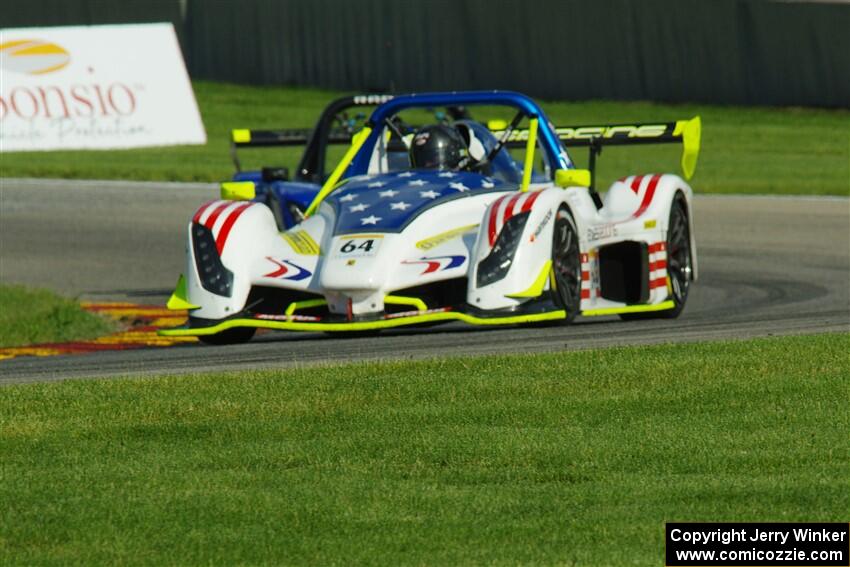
[160,91,700,344]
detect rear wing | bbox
[230,128,351,148]
[229,127,355,175]
[494,116,701,181]
[228,95,478,181]
[228,94,394,177]
[230,128,311,148]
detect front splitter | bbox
[158,308,568,336]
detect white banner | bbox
[0,23,207,152]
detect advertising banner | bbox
[0,23,206,151]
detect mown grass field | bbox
[2,333,847,566]
[0,285,112,348]
[2,81,849,195]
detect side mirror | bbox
[220,181,256,201]
[555,169,591,188]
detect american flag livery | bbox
[192,200,256,254]
[327,170,509,235]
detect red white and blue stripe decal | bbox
[192,200,255,254]
[262,257,312,281]
[402,255,466,275]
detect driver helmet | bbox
[409,124,469,170]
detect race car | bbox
[160,90,700,344]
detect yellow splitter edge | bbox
[159,309,567,336]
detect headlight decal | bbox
[476,211,530,287]
[192,223,235,297]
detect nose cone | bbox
[321,233,390,291]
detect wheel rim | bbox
[667,200,692,304]
[552,211,582,310]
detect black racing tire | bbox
[322,330,381,338]
[550,205,583,324]
[621,191,693,321]
[197,326,256,345]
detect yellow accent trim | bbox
[285,298,327,317]
[166,275,199,310]
[487,119,508,130]
[520,118,539,193]
[282,230,321,255]
[220,181,256,201]
[415,223,479,250]
[555,168,592,188]
[582,300,676,317]
[506,260,552,298]
[673,116,701,180]
[384,295,428,312]
[644,219,657,229]
[336,233,385,239]
[305,126,373,217]
[232,129,251,143]
[158,309,566,336]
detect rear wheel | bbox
[551,206,582,323]
[196,326,256,345]
[621,192,692,320]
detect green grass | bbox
[1,333,847,566]
[2,81,848,195]
[0,285,112,348]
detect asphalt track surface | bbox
[1,178,848,385]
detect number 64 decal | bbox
[334,235,383,258]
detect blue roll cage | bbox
[347,90,574,176]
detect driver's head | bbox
[409,124,469,170]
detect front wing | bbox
[159,307,567,337]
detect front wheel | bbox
[551,206,583,324]
[621,191,693,320]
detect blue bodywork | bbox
[239,91,574,230]
[235,171,317,229]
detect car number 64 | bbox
[334,236,383,258]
